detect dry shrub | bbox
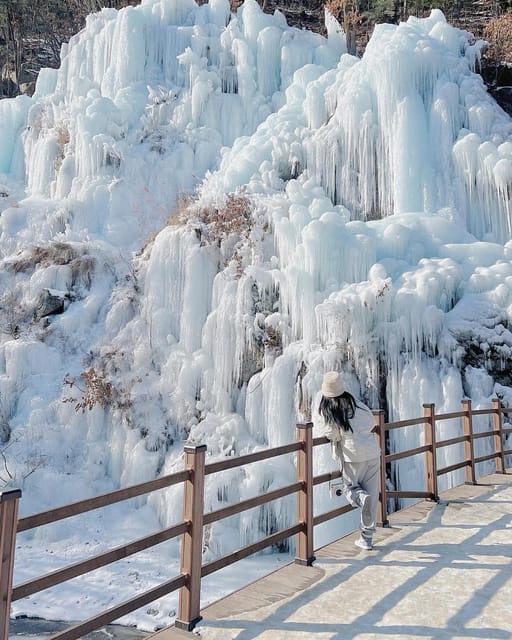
[63,347,140,414]
[171,192,253,247]
[10,242,80,273]
[55,124,71,170]
[8,242,95,290]
[483,12,512,64]
[56,124,70,147]
[63,367,115,412]
[168,192,255,275]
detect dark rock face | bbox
[496,86,512,114]
[34,289,68,320]
[480,61,512,116]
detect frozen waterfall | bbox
[1,0,512,628]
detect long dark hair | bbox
[319,392,357,432]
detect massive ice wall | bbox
[1,0,345,242]
[139,6,512,507]
[0,0,347,541]
[1,0,512,604]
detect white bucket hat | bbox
[322,371,345,398]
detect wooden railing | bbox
[1,399,511,639]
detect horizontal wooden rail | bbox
[386,444,430,463]
[205,442,300,475]
[472,408,495,416]
[49,574,187,640]
[475,452,501,465]
[313,470,342,487]
[384,416,426,430]
[435,411,465,421]
[436,435,467,448]
[201,524,303,578]
[203,482,302,526]
[473,430,498,440]
[17,470,190,533]
[314,472,332,486]
[12,521,189,601]
[313,503,354,527]
[437,460,471,476]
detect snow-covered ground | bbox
[1,0,512,632]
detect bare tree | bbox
[325,0,362,54]
[484,12,512,84]
[0,0,24,96]
[0,0,138,97]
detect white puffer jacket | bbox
[313,395,380,462]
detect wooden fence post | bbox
[176,445,206,631]
[374,410,389,527]
[295,422,315,566]
[492,398,506,474]
[423,403,439,501]
[1,489,21,640]
[462,399,476,484]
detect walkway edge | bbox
[149,470,512,639]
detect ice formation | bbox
[1,0,512,628]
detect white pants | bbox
[341,457,380,538]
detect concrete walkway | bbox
[152,472,512,640]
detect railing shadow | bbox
[198,478,512,640]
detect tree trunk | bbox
[5,1,23,96]
[346,27,356,55]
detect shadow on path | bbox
[196,475,512,640]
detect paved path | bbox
[151,471,512,640]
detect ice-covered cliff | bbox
[1,0,512,627]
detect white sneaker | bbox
[355,536,373,551]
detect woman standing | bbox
[314,370,381,550]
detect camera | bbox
[329,478,344,499]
